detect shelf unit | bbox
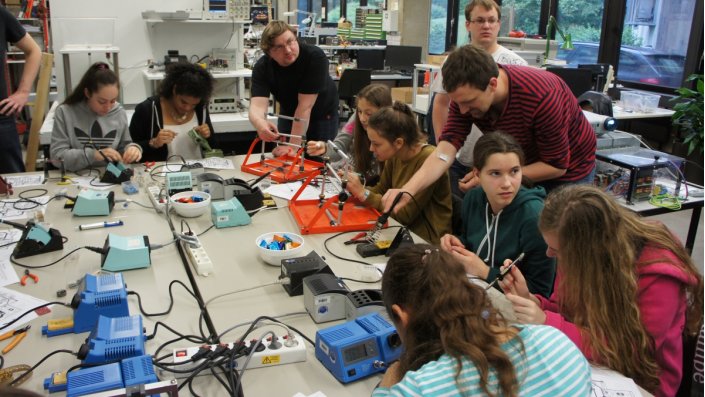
[141,15,264,133]
[412,63,440,115]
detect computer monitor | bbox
[357,49,385,70]
[578,63,611,92]
[545,67,594,98]
[384,45,422,74]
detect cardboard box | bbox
[427,54,447,66]
[391,87,428,104]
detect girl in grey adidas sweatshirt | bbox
[51,62,141,172]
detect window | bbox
[618,0,696,88]
[555,0,604,62]
[504,0,542,36]
[429,0,450,54]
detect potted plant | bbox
[670,74,703,184]
[671,74,704,156]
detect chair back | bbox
[338,69,372,102]
[577,91,614,117]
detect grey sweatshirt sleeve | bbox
[114,108,142,156]
[50,105,98,172]
[323,130,354,163]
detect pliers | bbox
[143,161,156,170]
[344,232,369,245]
[0,325,29,354]
[20,270,38,286]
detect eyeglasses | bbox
[271,37,298,52]
[470,18,499,25]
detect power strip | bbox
[167,336,307,379]
[146,185,166,213]
[180,233,214,276]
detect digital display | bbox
[343,343,370,364]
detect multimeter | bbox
[315,312,402,383]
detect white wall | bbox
[51,0,244,105]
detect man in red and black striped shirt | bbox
[381,45,596,212]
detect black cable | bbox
[167,154,187,164]
[128,280,200,317]
[0,240,17,249]
[154,353,172,362]
[188,380,202,397]
[197,224,215,237]
[324,229,399,267]
[10,246,102,269]
[146,321,207,344]
[8,349,76,386]
[0,301,71,331]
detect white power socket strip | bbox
[167,336,307,379]
[146,185,166,213]
[180,233,214,276]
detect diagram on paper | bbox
[0,195,50,220]
[592,380,637,397]
[5,173,45,188]
[0,287,48,331]
[591,367,642,397]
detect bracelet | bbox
[359,189,370,201]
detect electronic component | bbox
[203,0,251,20]
[4,220,64,259]
[164,50,187,65]
[196,173,265,211]
[101,162,133,185]
[167,335,307,379]
[44,355,158,395]
[146,185,166,213]
[582,110,617,136]
[303,273,349,323]
[42,273,130,337]
[281,250,333,296]
[72,190,115,216]
[188,129,224,158]
[345,289,384,320]
[180,232,214,276]
[315,313,402,383]
[101,234,151,272]
[77,315,147,365]
[180,162,205,186]
[211,197,251,228]
[596,147,685,204]
[166,171,192,195]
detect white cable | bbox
[204,279,289,307]
[217,312,308,340]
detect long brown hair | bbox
[539,185,704,392]
[63,62,118,106]
[351,84,392,178]
[383,244,521,397]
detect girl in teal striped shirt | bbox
[373,244,591,396]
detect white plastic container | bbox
[639,93,661,113]
[255,232,305,266]
[170,191,211,218]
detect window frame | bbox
[438,0,703,92]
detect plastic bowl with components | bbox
[256,232,305,266]
[170,191,211,218]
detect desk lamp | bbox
[283,10,317,37]
[545,15,573,60]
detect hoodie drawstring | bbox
[476,203,502,268]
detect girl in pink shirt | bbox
[501,185,703,396]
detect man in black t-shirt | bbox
[248,20,338,157]
[0,6,40,173]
